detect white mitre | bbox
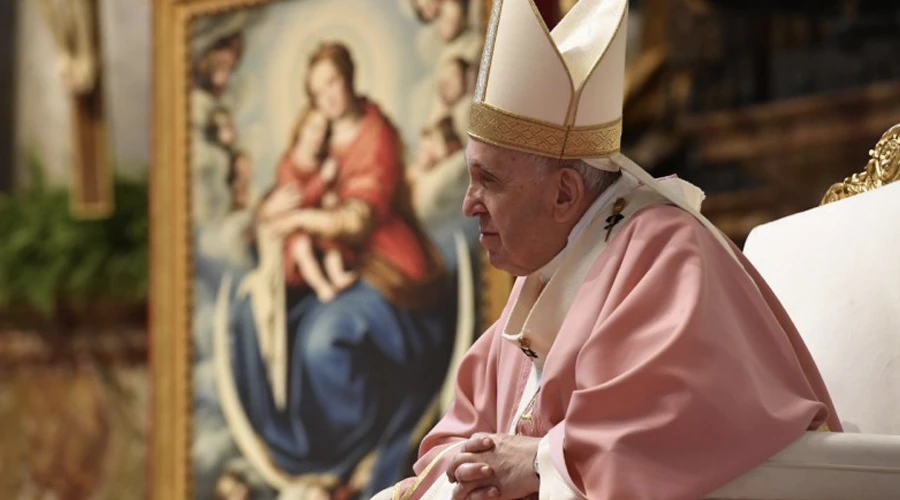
[469,0,626,159]
[468,0,737,258]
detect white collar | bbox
[535,177,624,283]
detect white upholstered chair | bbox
[708,124,900,499]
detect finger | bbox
[463,435,495,453]
[447,452,480,483]
[454,463,493,483]
[451,479,494,500]
[467,485,500,500]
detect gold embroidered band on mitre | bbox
[468,102,622,159]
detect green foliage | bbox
[0,155,148,317]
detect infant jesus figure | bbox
[275,108,357,302]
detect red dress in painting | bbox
[277,98,442,308]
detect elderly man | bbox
[376,0,841,499]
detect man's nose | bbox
[462,185,480,218]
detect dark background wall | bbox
[0,1,17,192]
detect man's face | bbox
[462,140,568,276]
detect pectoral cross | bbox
[38,0,113,219]
[518,337,538,359]
[604,197,627,242]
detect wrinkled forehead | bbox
[465,139,542,178]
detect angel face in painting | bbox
[194,32,244,97]
[205,106,238,149]
[438,56,469,107]
[437,0,468,42]
[227,150,252,211]
[411,0,442,23]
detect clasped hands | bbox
[446,433,541,500]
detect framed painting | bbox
[150,0,515,498]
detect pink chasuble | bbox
[397,180,840,500]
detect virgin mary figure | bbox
[215,42,456,499]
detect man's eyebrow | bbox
[472,162,499,181]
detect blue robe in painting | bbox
[228,278,454,498]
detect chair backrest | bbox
[742,126,900,435]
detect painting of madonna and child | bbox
[189,0,485,499]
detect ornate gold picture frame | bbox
[821,123,900,205]
[150,0,510,498]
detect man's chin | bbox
[482,249,520,275]
[481,246,501,267]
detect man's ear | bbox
[554,167,586,223]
